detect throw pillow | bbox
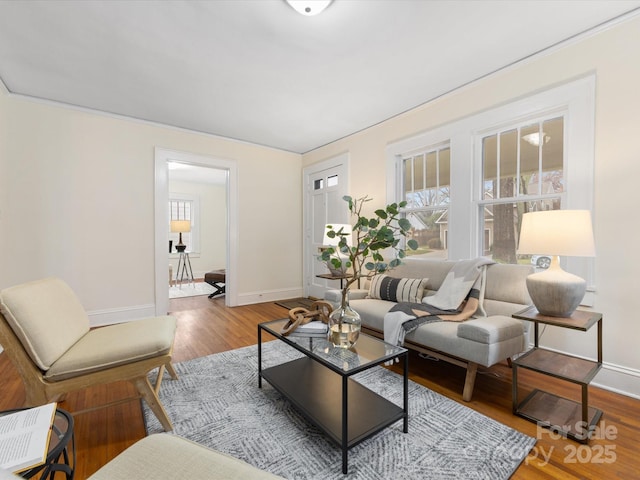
[368,275,428,303]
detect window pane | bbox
[327,174,338,187]
[414,154,425,192]
[314,179,323,190]
[403,158,413,205]
[520,118,564,196]
[405,209,448,258]
[541,117,564,194]
[483,134,497,199]
[425,152,437,206]
[482,200,561,264]
[499,129,517,198]
[439,148,451,205]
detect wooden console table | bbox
[511,306,603,443]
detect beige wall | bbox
[303,15,640,397]
[0,92,303,317]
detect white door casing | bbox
[154,148,238,314]
[303,153,349,299]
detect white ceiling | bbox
[1,0,639,154]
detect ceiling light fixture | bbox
[286,0,333,16]
[522,132,550,147]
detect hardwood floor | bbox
[1,294,639,479]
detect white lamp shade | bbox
[517,210,595,257]
[170,220,191,233]
[323,224,353,247]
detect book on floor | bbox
[0,402,57,474]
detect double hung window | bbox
[479,116,564,263]
[401,144,450,257]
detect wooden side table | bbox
[316,273,352,289]
[511,306,603,443]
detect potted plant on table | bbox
[320,195,418,348]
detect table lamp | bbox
[517,210,595,317]
[323,223,353,275]
[170,220,191,252]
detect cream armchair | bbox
[0,277,178,431]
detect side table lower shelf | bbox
[515,389,603,442]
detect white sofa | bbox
[325,257,534,401]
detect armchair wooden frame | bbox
[0,312,178,431]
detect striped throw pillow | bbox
[368,275,428,303]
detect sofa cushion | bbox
[44,316,176,381]
[0,277,90,371]
[484,263,533,305]
[368,275,428,303]
[457,316,524,344]
[381,257,455,292]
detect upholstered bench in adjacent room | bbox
[204,269,226,298]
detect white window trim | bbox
[387,75,595,298]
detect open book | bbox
[0,403,57,473]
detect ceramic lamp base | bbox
[526,256,586,317]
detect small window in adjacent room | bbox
[169,198,196,252]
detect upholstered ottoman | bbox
[204,269,226,298]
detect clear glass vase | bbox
[328,290,361,348]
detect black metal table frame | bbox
[258,321,408,474]
[3,407,76,480]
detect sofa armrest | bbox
[324,288,368,308]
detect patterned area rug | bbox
[169,282,218,299]
[144,342,535,479]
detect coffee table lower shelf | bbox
[260,356,405,470]
[515,389,603,442]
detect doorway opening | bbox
[154,148,238,315]
[167,162,227,299]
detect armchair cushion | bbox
[88,433,284,480]
[45,316,177,381]
[0,278,90,370]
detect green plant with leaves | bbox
[320,195,418,298]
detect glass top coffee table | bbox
[258,318,408,474]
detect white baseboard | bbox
[87,304,157,327]
[236,288,304,306]
[592,362,640,400]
